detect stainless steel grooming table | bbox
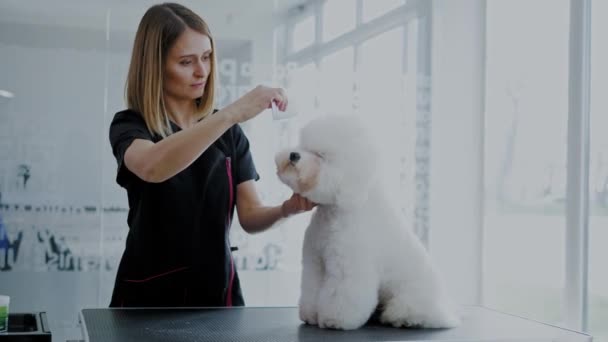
[79,306,592,341]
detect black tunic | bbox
[108,109,259,307]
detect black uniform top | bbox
[108,109,259,308]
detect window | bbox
[357,27,413,212]
[292,15,315,52]
[589,0,608,339]
[286,62,320,117]
[322,0,356,42]
[319,47,355,114]
[483,0,570,326]
[280,0,431,242]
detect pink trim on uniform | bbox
[124,266,189,283]
[225,157,235,307]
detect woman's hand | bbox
[281,193,316,218]
[225,85,288,124]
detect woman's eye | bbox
[180,60,191,65]
[202,55,210,61]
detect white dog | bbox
[275,115,460,330]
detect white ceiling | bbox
[0,0,310,53]
[0,0,309,31]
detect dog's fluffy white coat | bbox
[275,115,460,330]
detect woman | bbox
[109,2,315,307]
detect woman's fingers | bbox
[276,88,288,111]
[227,85,291,123]
[270,87,288,111]
[292,194,316,211]
[282,193,316,218]
[307,200,317,210]
[299,195,307,208]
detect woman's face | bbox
[164,27,212,103]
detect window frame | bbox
[565,0,592,332]
[277,0,594,333]
[278,0,433,245]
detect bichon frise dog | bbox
[275,115,460,330]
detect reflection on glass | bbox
[483,0,569,326]
[589,0,608,340]
[322,0,356,42]
[0,4,111,342]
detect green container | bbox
[0,305,7,333]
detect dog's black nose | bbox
[289,152,301,163]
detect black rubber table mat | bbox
[80,306,591,342]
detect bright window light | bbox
[322,0,356,42]
[483,0,570,327]
[319,47,354,114]
[0,90,14,98]
[357,27,412,215]
[292,15,315,52]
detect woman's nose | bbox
[194,61,208,77]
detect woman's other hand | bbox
[281,193,316,218]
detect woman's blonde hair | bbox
[126,2,217,137]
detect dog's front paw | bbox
[379,305,415,328]
[318,317,342,330]
[299,305,318,325]
[380,301,461,329]
[317,308,365,330]
[317,314,363,330]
